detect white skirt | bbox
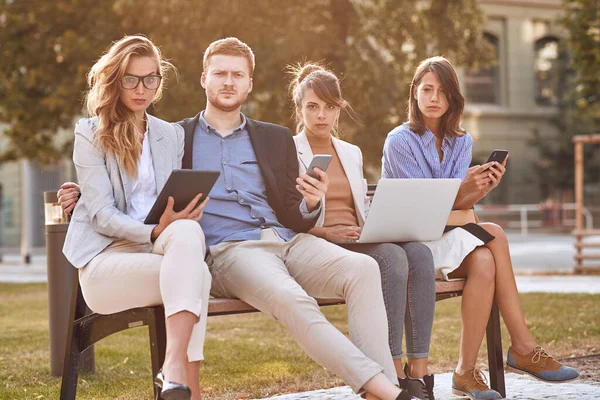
[422,223,495,280]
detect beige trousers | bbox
[79,220,211,362]
[208,229,397,392]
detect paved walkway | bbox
[3,250,600,292]
[258,371,600,399]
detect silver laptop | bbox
[354,179,461,243]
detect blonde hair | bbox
[287,61,354,138]
[408,56,466,137]
[203,37,255,76]
[85,35,174,177]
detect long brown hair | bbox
[287,62,355,138]
[85,35,174,177]
[408,56,466,137]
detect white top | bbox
[129,127,157,222]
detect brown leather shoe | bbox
[506,345,580,383]
[451,368,502,400]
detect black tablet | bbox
[144,170,220,224]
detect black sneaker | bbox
[422,373,435,400]
[398,365,435,400]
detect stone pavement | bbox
[0,253,47,283]
[3,252,600,292]
[257,371,600,399]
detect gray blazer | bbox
[63,115,185,269]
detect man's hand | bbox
[58,182,81,215]
[296,168,329,212]
[151,193,209,242]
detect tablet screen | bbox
[144,170,220,224]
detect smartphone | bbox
[306,154,333,179]
[299,154,333,190]
[483,149,508,173]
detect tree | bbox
[0,0,139,163]
[0,0,494,171]
[531,0,600,197]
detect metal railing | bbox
[474,203,594,236]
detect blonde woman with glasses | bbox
[62,35,210,400]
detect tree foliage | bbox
[0,0,493,169]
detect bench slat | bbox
[208,279,466,316]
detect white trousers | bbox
[79,220,211,361]
[208,229,397,392]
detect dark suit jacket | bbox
[179,113,317,234]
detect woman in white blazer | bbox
[62,36,209,400]
[288,63,436,400]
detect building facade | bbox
[460,0,564,204]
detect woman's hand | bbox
[151,193,209,241]
[454,157,508,210]
[57,182,81,215]
[482,157,507,194]
[322,225,362,243]
[296,168,329,212]
[461,164,493,194]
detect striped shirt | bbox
[381,123,472,179]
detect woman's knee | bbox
[373,243,409,281]
[480,222,508,244]
[164,220,205,244]
[466,247,496,283]
[402,242,434,277]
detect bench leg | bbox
[148,306,166,399]
[486,301,506,398]
[60,329,81,400]
[60,275,83,400]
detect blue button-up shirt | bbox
[381,123,472,179]
[193,112,310,247]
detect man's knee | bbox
[343,251,381,283]
[264,284,319,321]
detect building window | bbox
[535,37,559,106]
[465,33,499,104]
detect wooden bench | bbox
[60,183,506,399]
[61,277,506,399]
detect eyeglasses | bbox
[120,74,162,90]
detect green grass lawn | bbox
[1,283,599,399]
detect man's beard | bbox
[207,89,249,112]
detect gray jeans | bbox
[342,242,435,359]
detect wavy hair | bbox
[85,35,174,177]
[286,61,355,138]
[408,56,466,137]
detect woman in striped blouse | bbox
[382,56,579,400]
